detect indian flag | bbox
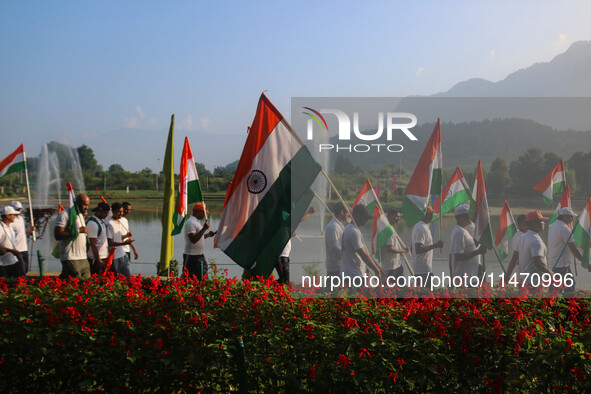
[549,184,571,225]
[533,159,566,207]
[401,118,442,226]
[433,166,472,220]
[495,200,517,260]
[353,180,378,214]
[573,195,591,269]
[372,204,395,261]
[171,137,204,235]
[0,144,26,178]
[472,160,494,249]
[215,93,321,276]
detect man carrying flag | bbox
[342,205,385,279]
[519,210,553,285]
[87,202,111,275]
[379,208,409,278]
[548,207,582,295]
[54,194,91,279]
[573,196,591,272]
[533,159,566,207]
[216,93,321,278]
[183,203,216,279]
[411,206,444,285]
[495,200,518,261]
[451,204,486,280]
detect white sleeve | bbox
[106,222,114,239]
[56,210,69,228]
[530,238,544,258]
[87,220,99,239]
[452,231,466,254]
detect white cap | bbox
[10,201,23,210]
[557,207,577,217]
[1,206,21,216]
[454,204,470,216]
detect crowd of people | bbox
[322,202,588,293]
[0,195,587,294]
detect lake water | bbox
[29,201,591,291]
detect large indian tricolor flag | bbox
[0,144,26,178]
[472,160,494,249]
[495,200,517,260]
[533,159,566,207]
[215,93,321,276]
[573,195,591,269]
[549,184,571,226]
[401,119,442,226]
[433,166,472,219]
[171,137,204,235]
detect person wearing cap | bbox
[450,204,486,281]
[548,207,583,295]
[411,206,444,285]
[0,206,25,277]
[324,202,348,277]
[9,200,36,274]
[341,205,385,279]
[380,208,409,279]
[121,202,139,261]
[87,202,111,275]
[506,215,527,277]
[106,202,133,277]
[518,210,553,285]
[183,202,215,279]
[54,194,91,279]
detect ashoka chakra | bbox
[247,170,267,194]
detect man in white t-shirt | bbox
[121,202,139,261]
[9,201,35,274]
[54,194,91,279]
[450,204,486,281]
[412,206,444,285]
[325,202,348,277]
[106,202,133,277]
[183,203,215,279]
[548,207,583,295]
[506,215,527,277]
[381,208,409,278]
[341,205,385,279]
[519,210,552,285]
[0,206,24,277]
[87,202,111,275]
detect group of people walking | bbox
[323,202,586,293]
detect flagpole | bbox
[366,179,415,276]
[491,245,507,275]
[552,227,575,271]
[22,149,36,242]
[312,191,338,222]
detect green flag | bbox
[158,115,175,275]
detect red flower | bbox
[397,358,405,370]
[566,337,575,352]
[307,365,316,380]
[336,354,352,369]
[388,371,398,383]
[571,367,585,382]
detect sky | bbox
[1,1,590,171]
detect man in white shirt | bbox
[412,206,444,285]
[450,204,486,280]
[0,206,24,277]
[548,207,583,295]
[506,215,527,277]
[324,202,348,277]
[9,201,35,274]
[106,202,133,277]
[87,202,110,275]
[519,210,552,286]
[341,205,385,279]
[184,203,215,279]
[121,202,139,261]
[381,208,409,278]
[54,194,91,279]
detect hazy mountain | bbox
[435,40,591,97]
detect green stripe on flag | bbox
[224,147,320,270]
[0,161,26,178]
[479,224,495,250]
[573,224,590,269]
[401,196,426,227]
[430,168,442,194]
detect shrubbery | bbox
[1,273,591,392]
